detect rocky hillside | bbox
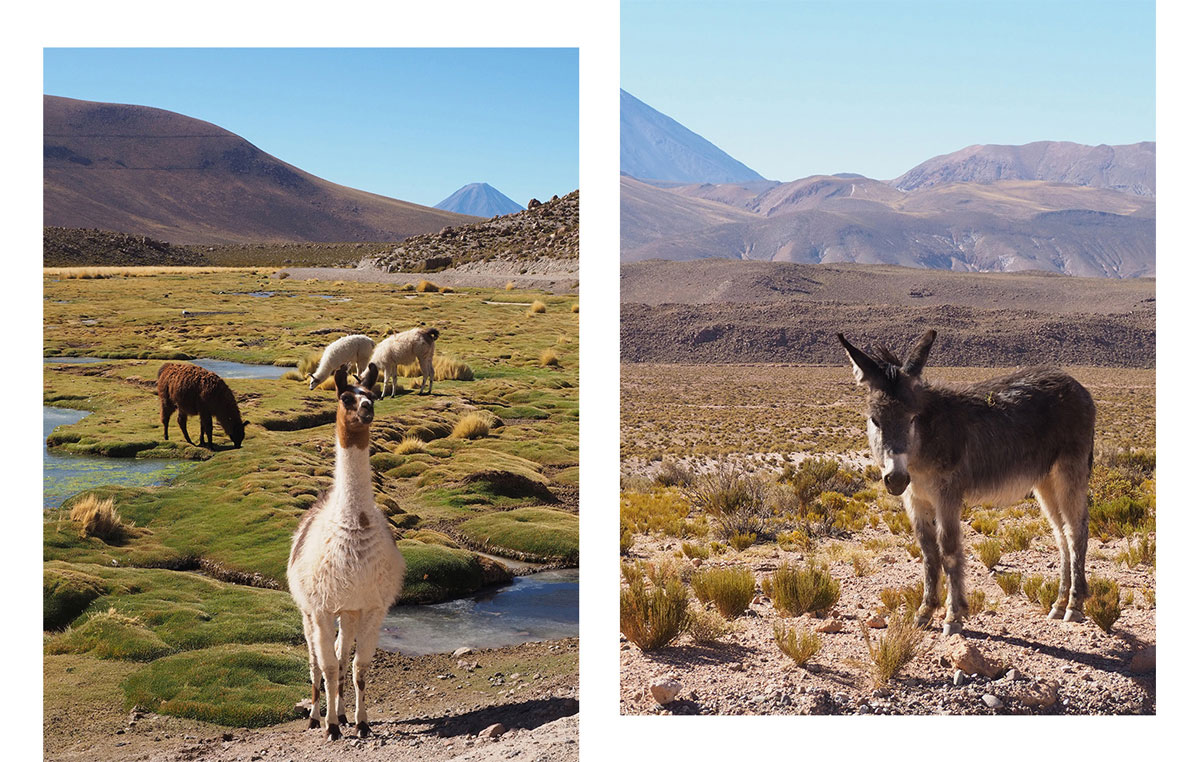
[43,227,210,267]
[369,191,579,273]
[44,95,471,245]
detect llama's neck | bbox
[330,439,374,516]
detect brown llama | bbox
[157,363,248,448]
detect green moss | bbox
[44,567,110,630]
[457,507,579,563]
[48,609,173,661]
[120,644,309,727]
[397,541,512,604]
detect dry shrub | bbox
[774,623,821,667]
[729,532,756,551]
[450,412,494,440]
[974,539,1004,570]
[691,566,755,619]
[394,437,427,455]
[781,457,865,509]
[527,300,547,315]
[416,280,440,292]
[505,281,516,290]
[850,552,873,577]
[688,606,733,644]
[620,488,690,537]
[1085,578,1122,632]
[855,617,930,687]
[995,572,1023,596]
[1115,533,1155,568]
[1001,521,1039,552]
[620,568,689,651]
[1022,574,1059,613]
[653,459,693,488]
[687,465,774,540]
[539,349,560,367]
[970,512,1000,536]
[681,541,709,560]
[770,563,840,616]
[70,494,124,541]
[967,589,987,616]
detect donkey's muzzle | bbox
[883,471,910,495]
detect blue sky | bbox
[622,0,1155,181]
[44,48,579,206]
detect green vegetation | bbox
[974,539,1004,570]
[457,507,579,564]
[995,572,1023,596]
[691,566,756,619]
[1085,578,1122,633]
[774,623,821,667]
[620,565,690,651]
[687,606,733,644]
[687,466,773,539]
[620,488,690,537]
[854,617,930,687]
[769,563,840,617]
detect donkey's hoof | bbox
[1063,608,1085,623]
[942,621,962,636]
[915,607,934,629]
[1047,606,1066,620]
[326,724,342,742]
[356,722,371,738]
[337,714,347,726]
[307,718,321,730]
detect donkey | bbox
[837,330,1095,634]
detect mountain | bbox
[43,95,472,245]
[892,141,1155,197]
[620,89,766,184]
[434,182,523,217]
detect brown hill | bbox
[44,95,473,246]
[43,226,209,267]
[621,260,1155,368]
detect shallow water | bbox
[44,357,288,379]
[43,406,193,511]
[379,568,579,655]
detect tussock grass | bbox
[774,623,821,667]
[995,572,1023,596]
[970,512,1000,536]
[974,539,1004,570]
[621,488,690,537]
[620,565,690,651]
[691,566,756,619]
[69,494,125,542]
[416,279,440,292]
[527,300,548,315]
[854,617,930,687]
[47,607,172,662]
[394,436,428,455]
[1085,578,1122,632]
[770,563,840,616]
[729,532,756,551]
[1115,533,1155,568]
[1001,521,1040,552]
[539,348,560,367]
[451,412,495,440]
[688,606,733,644]
[505,281,516,290]
[397,355,475,381]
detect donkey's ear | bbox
[902,330,937,376]
[874,344,902,367]
[360,362,380,390]
[334,364,350,393]
[837,333,886,388]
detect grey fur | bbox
[838,330,1095,632]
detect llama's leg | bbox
[1059,460,1091,621]
[905,492,941,628]
[390,364,400,397]
[161,399,175,440]
[200,410,213,448]
[350,608,385,737]
[1033,477,1071,619]
[420,355,434,395]
[177,412,194,445]
[935,495,968,635]
[301,613,322,729]
[312,612,342,740]
[334,611,360,725]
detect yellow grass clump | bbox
[70,494,124,541]
[399,283,416,292]
[397,355,474,381]
[505,281,516,291]
[416,280,440,293]
[571,303,579,313]
[527,300,547,315]
[440,286,455,294]
[451,412,495,440]
[539,348,560,367]
[394,437,427,455]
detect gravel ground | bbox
[277,261,579,294]
[620,531,1155,715]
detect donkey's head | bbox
[837,330,937,496]
[333,362,379,447]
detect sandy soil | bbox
[620,531,1155,715]
[46,639,579,762]
[278,261,579,295]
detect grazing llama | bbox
[308,334,375,390]
[287,363,405,740]
[157,363,248,448]
[838,330,1095,634]
[369,326,439,397]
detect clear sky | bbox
[44,48,578,207]
[622,0,1155,182]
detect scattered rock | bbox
[1018,680,1060,709]
[650,679,683,705]
[865,613,887,628]
[293,699,313,717]
[814,618,843,633]
[1005,668,1022,681]
[1129,646,1155,674]
[952,669,966,686]
[982,694,1002,709]
[938,635,1004,679]
[692,558,703,568]
[480,723,506,739]
[453,647,473,658]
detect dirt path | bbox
[277,263,579,295]
[47,639,578,762]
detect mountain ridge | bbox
[434,182,523,217]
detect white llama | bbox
[369,326,439,397]
[308,334,375,390]
[287,363,405,740]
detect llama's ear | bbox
[902,329,937,377]
[334,364,350,393]
[837,333,886,388]
[361,362,380,390]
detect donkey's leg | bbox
[1058,460,1091,621]
[301,613,322,729]
[312,612,342,741]
[350,608,386,738]
[1033,477,1071,619]
[905,492,941,628]
[334,611,360,725]
[935,496,969,635]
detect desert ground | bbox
[619,362,1155,715]
[43,268,579,758]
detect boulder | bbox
[649,678,683,705]
[938,635,1004,679]
[1129,646,1155,674]
[1018,680,1060,709]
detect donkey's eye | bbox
[869,416,879,427]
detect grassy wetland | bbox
[620,362,1155,715]
[43,268,579,756]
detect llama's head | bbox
[334,363,379,448]
[307,373,318,391]
[230,416,248,448]
[838,330,936,496]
